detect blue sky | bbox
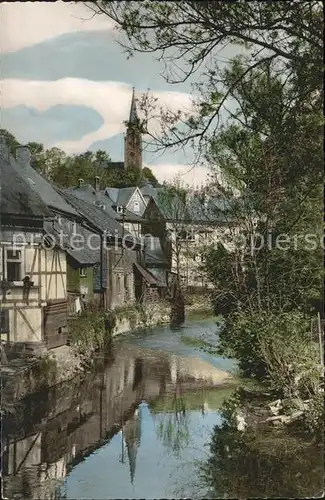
[1,2,211,185]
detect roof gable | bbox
[0,154,51,220]
[11,155,78,218]
[127,186,146,209]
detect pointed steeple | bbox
[124,407,142,485]
[124,87,142,170]
[129,87,139,125]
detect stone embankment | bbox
[1,296,213,404]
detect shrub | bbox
[217,310,312,381]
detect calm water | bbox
[2,317,236,499]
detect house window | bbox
[6,249,22,281]
[117,206,124,214]
[133,201,140,212]
[124,274,129,299]
[124,223,131,233]
[117,274,122,294]
[177,229,194,242]
[79,268,87,277]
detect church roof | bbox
[129,87,139,125]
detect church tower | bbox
[124,87,142,170]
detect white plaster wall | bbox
[10,307,43,343]
[8,434,42,475]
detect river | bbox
[2,317,237,499]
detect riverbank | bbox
[1,298,212,404]
[200,381,324,498]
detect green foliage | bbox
[292,391,324,443]
[202,418,324,498]
[217,310,312,381]
[91,1,322,151]
[31,354,57,388]
[68,311,107,351]
[1,129,158,188]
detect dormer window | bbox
[117,206,124,214]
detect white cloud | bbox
[1,78,194,154]
[148,163,210,187]
[0,1,114,53]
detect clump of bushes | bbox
[68,311,107,352]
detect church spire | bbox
[129,87,139,125]
[124,87,142,170]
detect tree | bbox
[87,1,323,155]
[157,177,192,292]
[142,166,159,187]
[0,128,20,154]
[0,129,159,188]
[198,60,323,378]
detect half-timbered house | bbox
[0,138,69,350]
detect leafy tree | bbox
[0,128,20,154]
[0,129,158,188]
[87,1,323,154]
[88,1,323,379]
[142,166,159,187]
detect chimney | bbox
[78,178,84,188]
[16,145,31,166]
[0,135,10,159]
[95,176,100,191]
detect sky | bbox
[0,1,213,186]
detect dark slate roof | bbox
[140,185,162,200]
[117,187,136,207]
[10,155,78,218]
[0,153,51,219]
[104,186,137,207]
[44,219,99,265]
[103,187,119,203]
[69,185,142,223]
[148,267,167,287]
[58,188,141,247]
[126,249,160,287]
[69,184,121,220]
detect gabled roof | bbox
[71,185,142,222]
[143,189,188,221]
[44,220,98,266]
[10,154,78,218]
[104,187,119,204]
[140,184,163,200]
[58,188,141,247]
[0,152,51,220]
[104,186,137,207]
[117,187,137,207]
[70,184,120,219]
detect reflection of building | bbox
[124,407,142,484]
[2,344,231,498]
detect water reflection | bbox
[2,343,233,499]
